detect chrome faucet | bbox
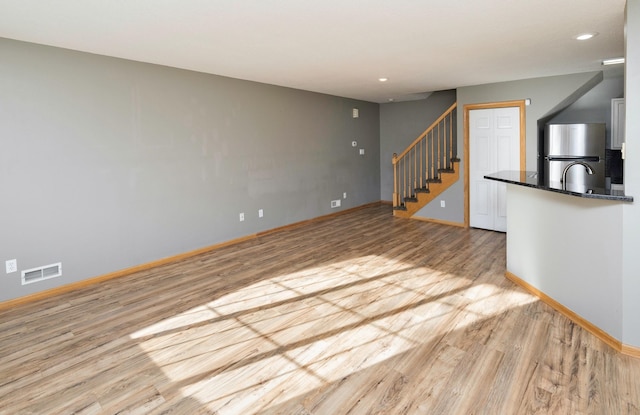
[561,161,594,190]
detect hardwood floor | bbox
[1,203,639,414]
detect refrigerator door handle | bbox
[545,156,600,162]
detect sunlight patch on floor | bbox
[128,254,536,413]
[463,283,537,316]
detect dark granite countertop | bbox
[484,170,633,202]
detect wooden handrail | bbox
[393,102,457,163]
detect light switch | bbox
[359,149,365,155]
[5,259,17,274]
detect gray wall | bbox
[0,38,380,302]
[379,90,457,201]
[457,71,603,173]
[550,67,624,148]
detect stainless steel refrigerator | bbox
[542,123,605,190]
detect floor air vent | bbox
[21,263,62,285]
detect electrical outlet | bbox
[5,259,17,274]
[239,212,245,222]
[440,200,446,208]
[258,209,264,218]
[343,192,347,199]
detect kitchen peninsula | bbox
[485,170,634,353]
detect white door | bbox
[469,107,520,232]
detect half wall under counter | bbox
[483,170,636,355]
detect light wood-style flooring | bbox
[1,204,639,414]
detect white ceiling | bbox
[0,0,626,103]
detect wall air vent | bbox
[21,263,62,285]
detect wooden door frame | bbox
[464,100,527,227]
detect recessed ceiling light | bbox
[378,77,388,82]
[575,32,598,41]
[602,57,625,65]
[388,98,394,102]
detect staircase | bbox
[393,103,459,218]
